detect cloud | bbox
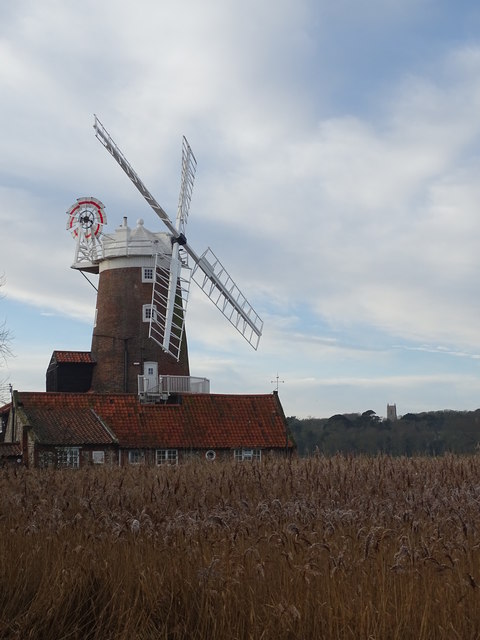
[394,344,480,361]
[2,1,480,418]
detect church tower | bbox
[387,403,397,421]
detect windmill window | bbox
[234,448,261,462]
[56,447,80,468]
[142,267,154,282]
[142,304,157,322]
[156,449,178,465]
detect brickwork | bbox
[90,265,189,393]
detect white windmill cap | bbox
[101,216,171,263]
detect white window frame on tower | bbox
[142,267,154,282]
[142,304,157,322]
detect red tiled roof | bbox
[16,391,291,450]
[52,351,95,364]
[0,442,22,458]
[17,393,116,446]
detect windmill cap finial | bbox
[137,218,144,227]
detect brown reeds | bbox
[0,455,479,638]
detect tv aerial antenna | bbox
[93,115,263,359]
[271,373,284,392]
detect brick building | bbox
[0,213,293,466]
[0,390,292,467]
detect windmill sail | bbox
[93,115,263,352]
[94,116,177,237]
[176,136,197,235]
[149,250,191,361]
[161,137,197,356]
[192,248,263,350]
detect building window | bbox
[128,449,145,465]
[142,304,157,322]
[57,447,80,468]
[156,449,178,465]
[38,451,55,468]
[234,448,261,462]
[183,451,200,462]
[92,451,105,464]
[142,267,154,282]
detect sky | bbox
[2,0,480,419]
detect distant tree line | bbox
[287,409,480,456]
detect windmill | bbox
[93,115,264,364]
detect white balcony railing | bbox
[138,375,210,396]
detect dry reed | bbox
[0,455,479,638]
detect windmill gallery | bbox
[0,118,292,467]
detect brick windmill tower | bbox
[66,198,190,393]
[90,216,190,393]
[56,117,263,395]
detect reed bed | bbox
[0,455,479,638]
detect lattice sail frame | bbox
[176,136,197,236]
[159,136,197,357]
[149,248,192,361]
[192,248,263,350]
